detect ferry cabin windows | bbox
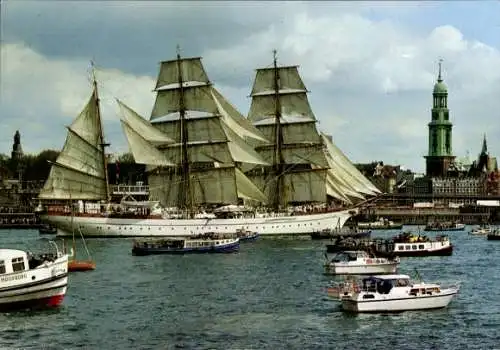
[0,260,5,274]
[11,257,25,272]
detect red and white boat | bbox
[0,243,68,311]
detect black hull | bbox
[487,235,500,241]
[424,226,465,232]
[326,240,453,257]
[376,245,453,257]
[357,225,403,230]
[132,244,240,256]
[39,228,57,235]
[311,231,371,240]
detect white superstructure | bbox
[341,274,459,313]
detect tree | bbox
[22,150,59,183]
[117,152,135,163]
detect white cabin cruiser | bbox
[470,225,492,236]
[324,250,399,275]
[0,242,68,311]
[341,274,459,313]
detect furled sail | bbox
[39,86,109,200]
[145,54,270,208]
[246,53,379,207]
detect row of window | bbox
[0,257,25,275]
[398,245,425,251]
[87,221,323,232]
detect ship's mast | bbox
[272,50,284,211]
[176,46,193,218]
[91,61,111,203]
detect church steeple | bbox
[425,59,455,177]
[481,133,488,155]
[437,59,443,82]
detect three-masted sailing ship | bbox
[245,51,380,207]
[39,52,378,238]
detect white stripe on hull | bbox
[329,264,398,275]
[0,277,67,305]
[42,210,353,237]
[342,290,457,312]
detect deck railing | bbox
[111,185,149,195]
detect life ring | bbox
[366,259,373,264]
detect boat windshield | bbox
[332,252,360,262]
[361,276,409,293]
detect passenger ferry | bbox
[132,233,240,256]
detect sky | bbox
[1,1,499,173]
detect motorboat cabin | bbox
[340,274,459,313]
[324,250,399,275]
[0,245,68,311]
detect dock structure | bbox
[0,207,42,229]
[355,193,499,225]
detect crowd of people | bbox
[0,206,41,227]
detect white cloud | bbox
[202,10,500,171]
[0,42,156,155]
[1,3,500,174]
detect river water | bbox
[0,227,499,349]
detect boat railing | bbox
[111,185,149,195]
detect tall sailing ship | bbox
[245,51,380,208]
[39,53,378,238]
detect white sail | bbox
[121,120,175,166]
[251,66,307,96]
[146,55,269,207]
[248,92,316,123]
[117,99,174,145]
[39,87,108,200]
[247,57,378,205]
[211,88,268,143]
[322,133,381,195]
[155,57,210,91]
[149,165,267,206]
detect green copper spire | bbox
[425,59,455,177]
[433,59,448,94]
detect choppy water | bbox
[0,227,499,349]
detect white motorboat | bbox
[0,242,68,311]
[341,274,459,313]
[324,250,399,275]
[470,225,492,236]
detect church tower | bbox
[11,130,24,180]
[11,130,23,162]
[425,60,455,177]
